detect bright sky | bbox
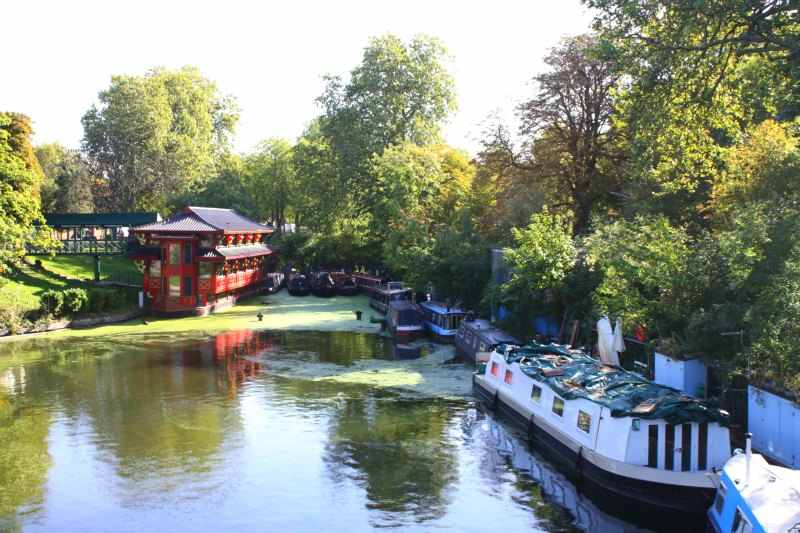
[3,0,594,156]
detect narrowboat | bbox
[386,301,424,339]
[368,281,412,315]
[287,273,311,296]
[264,272,285,294]
[333,273,359,296]
[473,341,732,515]
[419,301,466,343]
[353,272,383,295]
[456,318,520,363]
[311,271,336,297]
[708,435,800,533]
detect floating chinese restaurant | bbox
[129,206,276,316]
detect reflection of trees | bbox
[257,330,391,365]
[0,383,51,530]
[325,394,458,525]
[2,331,267,506]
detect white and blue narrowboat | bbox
[456,317,521,363]
[708,435,800,533]
[473,341,732,515]
[419,301,466,343]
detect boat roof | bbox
[503,342,729,425]
[463,319,521,345]
[723,453,800,532]
[389,301,419,312]
[419,301,465,315]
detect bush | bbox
[63,288,88,314]
[40,290,64,317]
[87,288,118,313]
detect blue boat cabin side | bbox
[419,301,466,341]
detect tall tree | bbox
[318,34,457,214]
[0,113,53,270]
[245,139,294,230]
[35,143,95,213]
[489,35,622,235]
[82,66,238,212]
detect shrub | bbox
[63,288,88,314]
[40,290,64,317]
[87,288,118,313]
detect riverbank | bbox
[0,290,381,344]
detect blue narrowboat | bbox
[708,436,800,533]
[418,301,466,343]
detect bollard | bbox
[257,312,264,322]
[355,310,362,321]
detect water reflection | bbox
[325,395,458,527]
[0,329,657,532]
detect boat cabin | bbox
[129,206,275,316]
[387,301,423,338]
[474,343,732,514]
[419,301,466,342]
[369,282,412,314]
[456,318,521,363]
[709,450,800,533]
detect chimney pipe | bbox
[745,432,752,484]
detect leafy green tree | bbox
[319,34,457,214]
[487,35,623,235]
[35,143,95,213]
[0,113,54,271]
[184,153,254,217]
[245,138,294,229]
[82,66,239,212]
[292,121,345,231]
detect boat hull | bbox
[473,374,715,517]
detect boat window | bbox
[169,243,180,265]
[479,342,487,352]
[577,410,591,433]
[552,397,564,417]
[183,243,192,264]
[698,422,708,471]
[681,423,692,471]
[665,424,675,470]
[150,260,161,276]
[647,425,658,468]
[169,276,181,297]
[531,384,542,403]
[490,362,499,377]
[732,508,752,533]
[183,276,192,297]
[504,370,513,385]
[713,482,726,515]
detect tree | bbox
[291,121,344,231]
[82,66,239,212]
[35,143,95,213]
[585,0,799,110]
[319,34,457,214]
[0,113,54,271]
[245,138,294,230]
[488,35,622,235]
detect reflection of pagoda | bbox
[205,330,272,396]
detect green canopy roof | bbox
[44,212,161,228]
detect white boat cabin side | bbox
[483,351,731,473]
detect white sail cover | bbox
[612,318,626,355]
[596,317,620,366]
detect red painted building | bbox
[129,206,276,316]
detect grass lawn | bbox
[31,255,142,284]
[0,264,70,312]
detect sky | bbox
[3,0,594,156]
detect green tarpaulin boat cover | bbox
[500,342,729,426]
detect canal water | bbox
[0,330,654,532]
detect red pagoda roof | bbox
[132,207,273,235]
